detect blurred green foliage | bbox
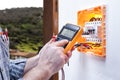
[0,7,43,53]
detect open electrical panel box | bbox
[77,5,106,57]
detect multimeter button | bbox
[56,37,60,41]
[56,37,62,41]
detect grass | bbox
[16,41,43,53]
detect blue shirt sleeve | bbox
[9,59,27,80]
[18,78,23,80]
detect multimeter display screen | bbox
[60,28,75,39]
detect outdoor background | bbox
[0,7,43,54]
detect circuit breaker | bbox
[77,5,106,57]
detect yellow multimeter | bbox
[56,23,83,54]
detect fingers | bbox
[66,51,72,58]
[53,39,69,47]
[64,51,72,64]
[47,34,68,47]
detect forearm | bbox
[23,65,51,80]
[24,54,39,73]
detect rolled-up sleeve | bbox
[9,59,27,80]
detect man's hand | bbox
[38,39,72,74]
[23,39,72,80]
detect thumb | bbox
[54,39,68,47]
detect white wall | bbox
[59,0,120,80]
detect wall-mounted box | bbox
[77,5,106,57]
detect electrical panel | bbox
[77,5,106,57]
